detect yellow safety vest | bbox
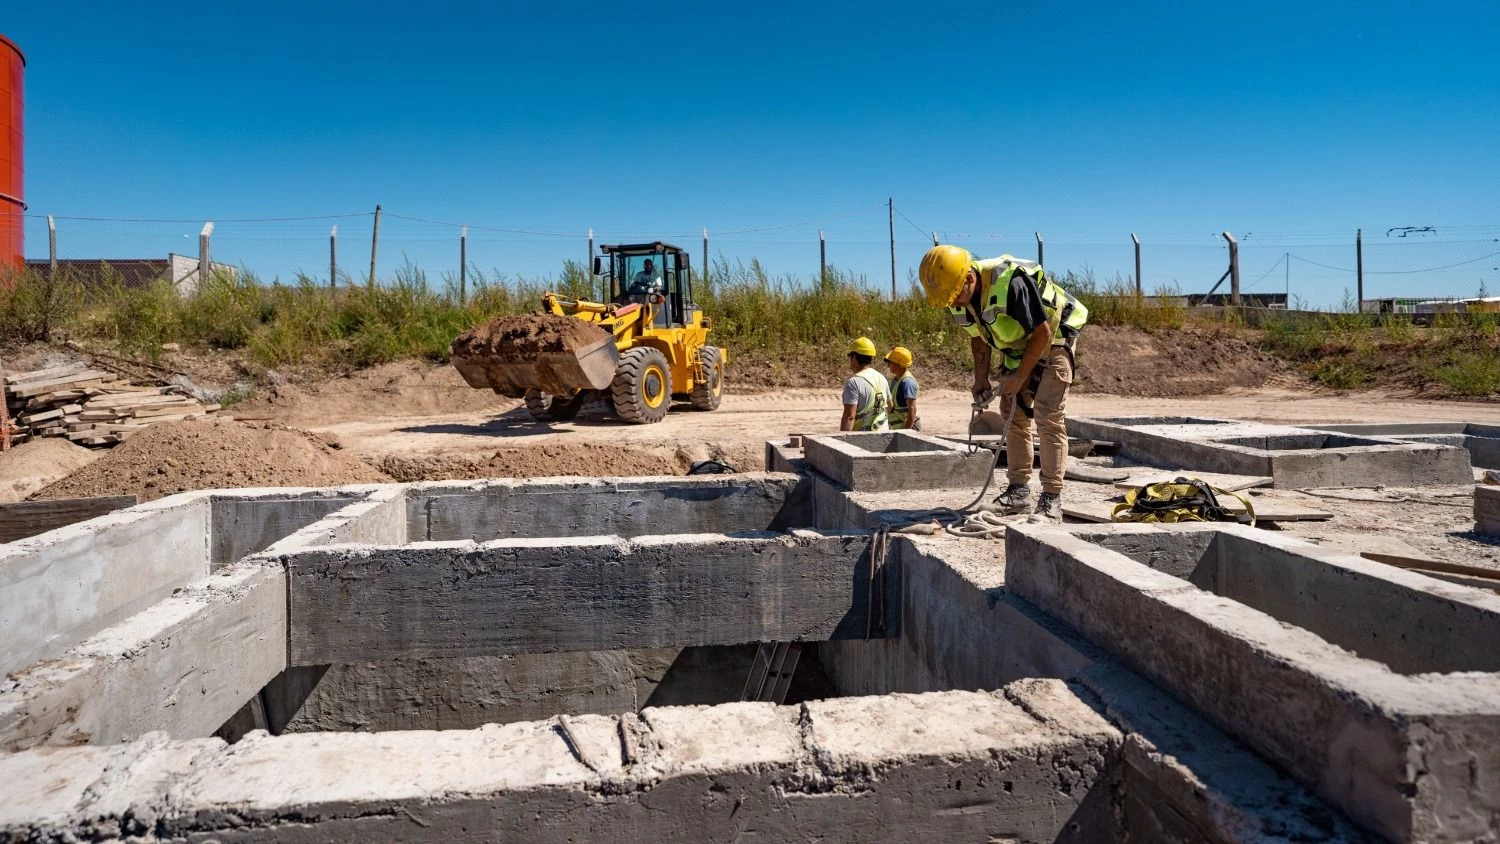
[889,373,917,429]
[948,255,1088,370]
[851,367,890,431]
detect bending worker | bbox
[884,346,920,430]
[840,336,891,431]
[918,246,1088,520]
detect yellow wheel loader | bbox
[451,242,726,425]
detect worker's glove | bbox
[970,385,996,409]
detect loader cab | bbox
[595,242,699,329]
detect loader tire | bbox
[612,347,672,424]
[523,389,584,422]
[689,346,724,411]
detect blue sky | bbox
[6,1,1499,306]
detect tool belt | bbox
[1001,340,1075,420]
[1111,477,1256,527]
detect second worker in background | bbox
[917,246,1088,521]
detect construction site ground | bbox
[5,353,1499,573]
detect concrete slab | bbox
[282,531,888,664]
[0,687,1123,843]
[1068,416,1473,489]
[803,430,994,492]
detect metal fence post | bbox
[888,197,896,300]
[198,222,214,290]
[47,215,56,281]
[368,204,381,288]
[1132,232,1142,295]
[459,225,468,305]
[329,225,337,289]
[1035,231,1044,267]
[1356,228,1364,312]
[702,228,709,288]
[819,229,826,282]
[1222,231,1240,306]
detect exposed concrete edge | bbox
[258,487,406,555]
[404,471,799,495]
[0,561,287,750]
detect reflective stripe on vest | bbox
[948,256,1088,362]
[889,373,917,428]
[852,367,890,431]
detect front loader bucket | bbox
[452,335,619,398]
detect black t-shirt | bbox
[1004,271,1049,335]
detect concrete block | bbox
[284,531,886,664]
[0,495,208,676]
[0,561,287,750]
[803,430,994,492]
[0,687,1124,843]
[407,473,805,541]
[1477,484,1500,536]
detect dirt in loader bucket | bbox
[450,314,619,398]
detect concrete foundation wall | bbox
[0,495,209,676]
[208,488,377,568]
[284,531,884,665]
[1478,485,1500,537]
[1312,422,1500,469]
[0,561,285,750]
[802,431,994,492]
[407,473,805,541]
[0,686,1122,844]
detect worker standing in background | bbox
[917,246,1088,521]
[884,346,920,430]
[839,337,890,432]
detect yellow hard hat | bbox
[884,346,913,368]
[848,336,877,358]
[918,245,973,307]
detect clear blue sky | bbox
[7,1,1499,306]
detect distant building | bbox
[1361,296,1500,316]
[21,253,236,294]
[1150,292,1289,308]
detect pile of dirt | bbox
[29,418,389,501]
[377,442,687,482]
[232,361,505,424]
[452,314,611,358]
[0,438,101,503]
[1073,325,1288,397]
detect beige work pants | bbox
[998,344,1073,495]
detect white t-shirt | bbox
[630,270,663,295]
[842,375,873,409]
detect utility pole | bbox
[1131,233,1142,295]
[819,229,826,282]
[329,225,338,289]
[1035,232,1044,267]
[1284,251,1290,306]
[1222,231,1240,306]
[368,204,381,288]
[198,222,214,291]
[1356,228,1364,313]
[459,225,468,305]
[47,215,56,281]
[888,197,896,300]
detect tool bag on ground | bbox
[1111,477,1256,527]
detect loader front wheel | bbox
[523,389,585,422]
[612,347,672,424]
[689,346,724,411]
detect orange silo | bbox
[0,35,23,268]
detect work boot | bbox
[1029,492,1062,523]
[993,484,1032,514]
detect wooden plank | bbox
[3,363,86,385]
[8,371,112,397]
[132,405,204,419]
[1064,499,1331,524]
[1065,464,1132,484]
[1114,471,1274,492]
[0,495,139,543]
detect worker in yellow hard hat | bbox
[918,245,1089,521]
[883,346,920,430]
[839,336,891,431]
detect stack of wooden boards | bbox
[3,363,218,447]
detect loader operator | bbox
[918,246,1088,521]
[839,336,891,432]
[628,258,664,297]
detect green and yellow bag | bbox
[1111,477,1256,527]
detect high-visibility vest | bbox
[850,367,890,431]
[889,373,918,429]
[948,255,1088,370]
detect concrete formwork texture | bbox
[1310,421,1500,470]
[801,430,995,492]
[1478,484,1500,537]
[1067,416,1473,488]
[6,447,1496,841]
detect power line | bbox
[13,211,372,223]
[715,202,886,235]
[1244,252,1286,290]
[1289,250,1500,275]
[892,205,930,240]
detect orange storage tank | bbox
[0,34,23,268]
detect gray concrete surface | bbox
[283,530,888,664]
[1007,523,1500,843]
[208,487,377,568]
[1311,421,1500,469]
[803,431,994,492]
[0,561,285,750]
[1478,484,1500,537]
[407,473,806,541]
[1069,416,1474,488]
[0,686,1121,843]
[0,494,210,676]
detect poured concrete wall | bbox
[407,473,804,541]
[802,431,993,492]
[284,531,884,665]
[0,495,209,676]
[0,686,1122,843]
[209,488,376,568]
[0,561,285,750]
[1312,421,1500,469]
[1479,485,1500,536]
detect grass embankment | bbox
[1262,311,1500,397]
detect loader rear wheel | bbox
[523,389,585,422]
[690,346,724,411]
[611,347,672,424]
